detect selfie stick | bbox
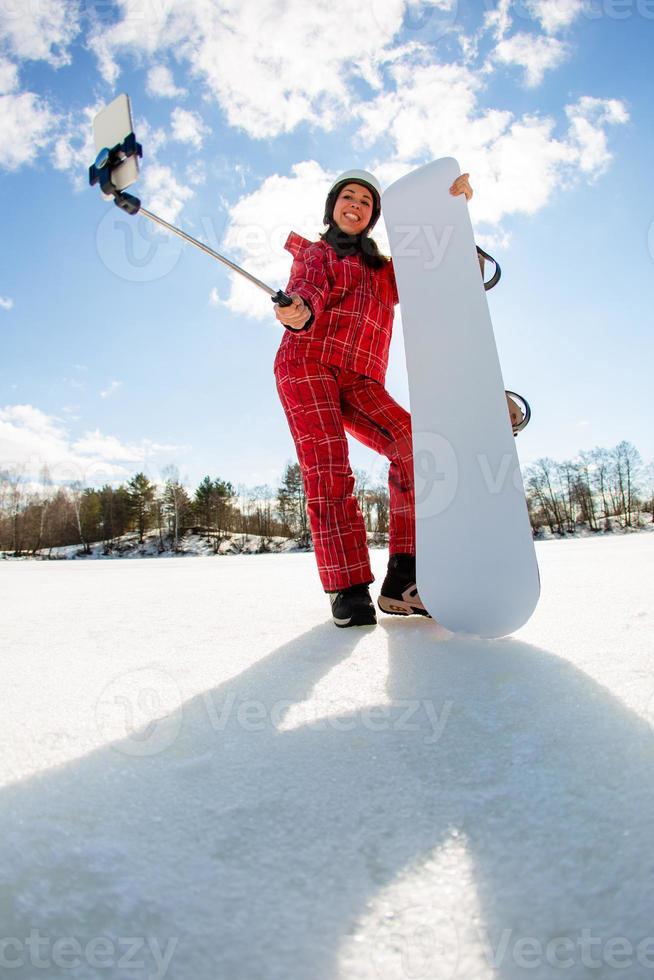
[89,135,294,311]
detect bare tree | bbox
[69,481,93,554]
[162,465,192,550]
[611,441,642,528]
[556,460,579,533]
[575,453,599,532]
[646,461,654,524]
[276,463,310,546]
[249,485,277,543]
[3,466,27,555]
[525,459,565,535]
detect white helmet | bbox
[327,169,382,200]
[324,169,382,231]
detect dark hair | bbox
[321,183,388,269]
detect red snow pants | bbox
[274,358,415,592]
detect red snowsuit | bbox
[274,232,415,592]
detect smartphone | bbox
[92,93,139,197]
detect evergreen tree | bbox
[193,476,235,532]
[127,473,156,543]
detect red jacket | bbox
[274,232,399,385]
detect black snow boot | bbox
[328,583,377,628]
[377,553,430,617]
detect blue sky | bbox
[1,0,652,493]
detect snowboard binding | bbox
[506,390,531,436]
[477,247,531,437]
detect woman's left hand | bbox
[449,172,473,201]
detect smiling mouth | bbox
[343,212,361,222]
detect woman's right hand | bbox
[276,293,311,330]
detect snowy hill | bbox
[1,535,653,979]
[1,520,651,561]
[0,527,389,561]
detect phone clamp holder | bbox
[89,132,143,215]
[88,127,293,315]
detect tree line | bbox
[1,441,651,557]
[525,442,652,535]
[0,462,391,557]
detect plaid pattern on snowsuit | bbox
[274,232,415,592]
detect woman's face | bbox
[332,183,374,234]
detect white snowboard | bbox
[382,158,540,637]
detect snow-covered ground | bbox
[1,535,653,980]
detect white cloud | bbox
[146,64,186,99]
[0,91,59,171]
[0,404,185,485]
[565,96,630,174]
[72,430,142,461]
[351,55,628,225]
[100,380,123,399]
[142,163,194,223]
[88,0,409,138]
[0,0,80,67]
[484,0,513,39]
[220,160,334,320]
[170,107,209,148]
[526,0,584,33]
[0,296,14,311]
[484,0,583,39]
[218,79,624,318]
[493,32,568,87]
[185,161,206,187]
[0,56,18,94]
[60,405,81,419]
[357,62,510,161]
[216,64,628,318]
[52,101,105,190]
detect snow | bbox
[0,530,310,561]
[1,535,653,979]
